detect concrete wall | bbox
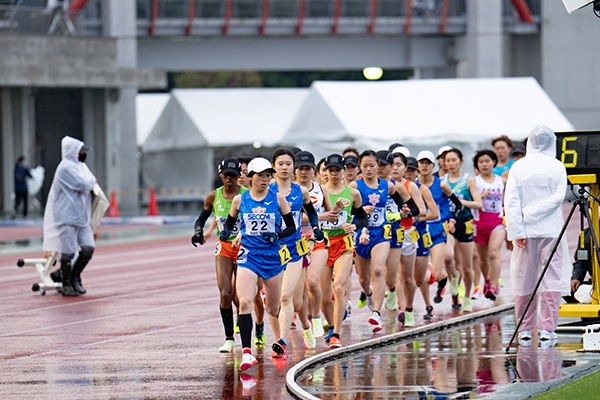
[540,2,600,130]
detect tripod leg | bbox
[505,199,579,353]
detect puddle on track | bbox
[297,312,595,399]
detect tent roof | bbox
[282,77,574,148]
[136,93,170,146]
[171,88,309,147]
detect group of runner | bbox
[192,135,519,372]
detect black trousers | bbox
[14,190,28,217]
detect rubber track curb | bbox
[286,302,515,399]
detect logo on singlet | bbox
[339,198,351,207]
[368,193,380,206]
[252,207,266,214]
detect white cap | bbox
[437,145,452,158]
[247,157,275,176]
[390,146,410,158]
[417,150,436,164]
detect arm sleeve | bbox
[352,205,368,230]
[278,212,297,239]
[390,190,406,208]
[194,208,212,231]
[448,193,463,210]
[405,198,420,217]
[222,214,237,233]
[303,201,319,228]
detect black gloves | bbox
[219,229,231,242]
[312,227,324,241]
[263,232,278,243]
[191,228,204,247]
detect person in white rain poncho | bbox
[43,136,96,297]
[505,124,569,344]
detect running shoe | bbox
[539,329,558,341]
[434,276,447,304]
[303,328,316,349]
[463,297,472,312]
[255,323,266,345]
[427,264,437,285]
[291,315,297,328]
[539,338,558,349]
[485,286,498,301]
[312,316,325,338]
[240,373,257,396]
[471,286,481,299]
[219,339,235,353]
[235,318,240,334]
[518,330,532,341]
[424,305,435,320]
[385,290,398,311]
[397,310,405,324]
[324,327,334,343]
[260,289,266,306]
[498,277,504,288]
[366,292,375,312]
[240,350,257,371]
[329,336,342,349]
[404,311,416,327]
[483,281,491,298]
[272,338,287,358]
[369,311,384,333]
[347,300,352,316]
[451,295,461,309]
[358,291,367,308]
[450,273,461,296]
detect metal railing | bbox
[0,0,540,37]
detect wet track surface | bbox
[0,208,596,399]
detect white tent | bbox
[136,93,170,147]
[281,77,575,162]
[141,88,308,198]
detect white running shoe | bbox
[368,311,384,333]
[312,316,325,338]
[385,290,398,311]
[240,351,257,371]
[539,329,558,341]
[463,298,472,312]
[518,330,532,341]
[219,339,235,353]
[303,327,316,349]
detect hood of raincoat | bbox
[526,123,556,158]
[61,136,85,162]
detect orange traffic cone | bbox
[109,190,120,218]
[147,187,160,216]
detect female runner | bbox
[219,157,297,371]
[269,148,323,357]
[320,153,368,347]
[191,158,247,353]
[294,151,340,343]
[441,148,483,312]
[472,149,506,301]
[350,150,416,332]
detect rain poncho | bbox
[505,124,570,296]
[43,136,96,253]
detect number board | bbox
[555,131,600,175]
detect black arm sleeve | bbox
[448,193,463,210]
[303,201,319,228]
[194,208,212,231]
[352,206,368,230]
[222,214,237,233]
[278,212,296,239]
[390,191,405,209]
[405,198,420,217]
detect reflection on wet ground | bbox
[297,312,596,399]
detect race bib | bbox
[397,227,406,243]
[385,198,398,214]
[279,245,291,265]
[422,232,432,248]
[243,213,276,235]
[237,246,249,264]
[343,234,354,250]
[465,220,474,235]
[281,211,302,231]
[217,216,240,236]
[409,229,420,243]
[296,237,309,256]
[321,210,348,230]
[383,224,392,239]
[368,207,385,227]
